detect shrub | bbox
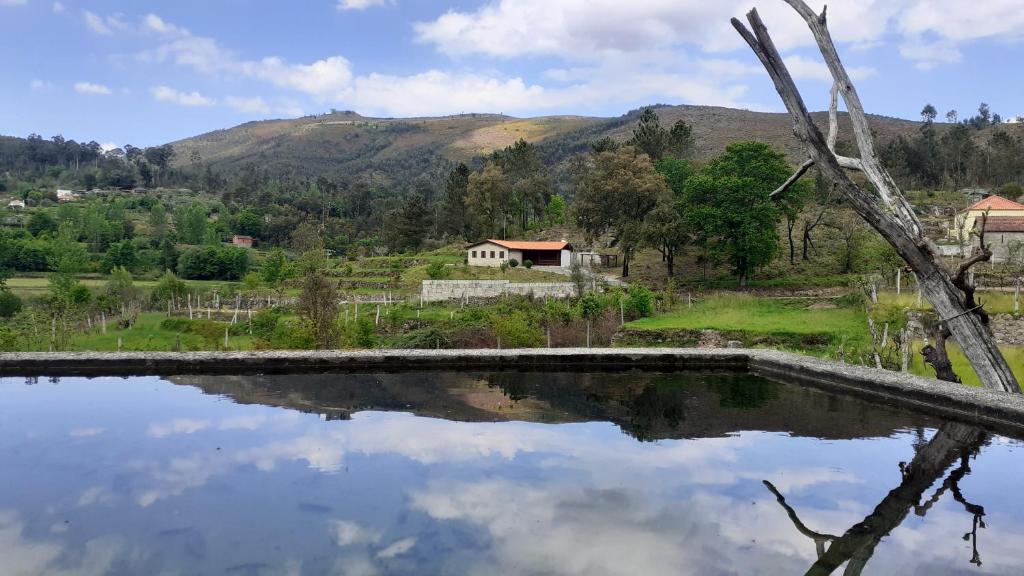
[492,313,544,348]
[508,258,519,268]
[341,317,377,348]
[177,245,250,280]
[625,286,654,318]
[426,261,449,280]
[0,290,22,318]
[523,259,533,269]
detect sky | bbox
[1,0,1022,148]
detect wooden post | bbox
[688,292,692,309]
[224,326,229,349]
[1015,278,1020,313]
[117,337,122,352]
[547,325,551,348]
[586,320,591,348]
[375,305,380,326]
[896,267,901,295]
[101,312,107,335]
[620,297,625,326]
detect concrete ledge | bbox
[2,348,1022,437]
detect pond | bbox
[0,371,1021,575]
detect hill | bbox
[169,105,933,186]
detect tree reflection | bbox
[765,422,989,575]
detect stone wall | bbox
[991,314,1024,345]
[421,280,577,303]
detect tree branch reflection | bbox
[765,422,988,576]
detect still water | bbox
[0,372,1021,575]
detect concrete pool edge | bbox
[2,348,1022,435]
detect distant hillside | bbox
[169,105,933,186]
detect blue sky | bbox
[1,0,1022,148]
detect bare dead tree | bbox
[732,2,1020,393]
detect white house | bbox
[6,199,25,210]
[56,189,78,202]
[467,239,574,268]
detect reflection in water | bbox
[766,422,989,575]
[0,372,1021,575]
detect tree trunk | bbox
[732,3,1019,393]
[787,216,797,265]
[666,251,675,277]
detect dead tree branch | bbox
[731,2,1020,393]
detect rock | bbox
[726,340,744,349]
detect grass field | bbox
[6,276,236,298]
[627,293,871,350]
[909,342,1024,386]
[69,312,256,352]
[877,290,1021,315]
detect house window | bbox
[499,251,505,259]
[472,251,477,258]
[490,251,495,258]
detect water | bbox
[0,372,1022,576]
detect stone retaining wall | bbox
[421,279,576,303]
[991,314,1024,345]
[2,349,1023,437]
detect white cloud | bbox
[899,39,963,70]
[375,537,416,559]
[51,2,65,14]
[99,142,119,152]
[783,54,876,82]
[0,0,27,6]
[241,56,353,102]
[142,13,187,37]
[83,10,127,36]
[337,0,390,10]
[151,86,215,107]
[146,417,211,438]
[330,520,381,547]
[70,426,105,437]
[29,79,53,92]
[74,82,112,95]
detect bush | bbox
[0,290,22,318]
[492,313,544,348]
[508,258,519,268]
[177,245,249,280]
[523,259,533,269]
[625,286,654,318]
[425,261,449,280]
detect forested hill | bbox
[168,105,929,184]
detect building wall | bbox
[982,231,1024,263]
[467,242,519,267]
[954,208,1024,242]
[421,280,577,302]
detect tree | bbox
[628,108,669,161]
[466,162,512,239]
[546,195,567,226]
[261,248,291,297]
[390,193,430,252]
[441,163,471,238]
[176,204,207,244]
[233,209,264,238]
[732,1,1019,392]
[643,201,687,277]
[159,236,179,272]
[101,240,137,273]
[149,202,168,242]
[668,120,695,158]
[297,272,339,349]
[27,212,57,237]
[685,142,791,285]
[920,103,937,124]
[572,147,671,277]
[946,109,958,123]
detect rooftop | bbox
[967,195,1024,212]
[471,239,572,251]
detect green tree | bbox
[628,108,669,161]
[546,195,567,226]
[101,240,137,273]
[668,120,695,158]
[685,142,791,285]
[466,162,512,239]
[175,204,208,244]
[297,272,340,349]
[149,202,168,242]
[441,163,471,239]
[159,236,179,272]
[233,208,264,238]
[572,147,671,277]
[27,212,57,236]
[390,193,430,252]
[261,248,292,297]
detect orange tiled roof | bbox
[967,195,1024,212]
[978,216,1024,233]
[470,239,571,251]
